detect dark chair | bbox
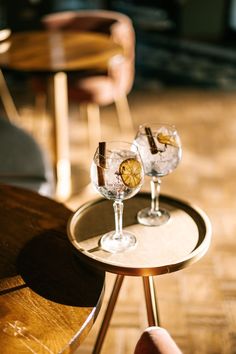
[134,326,182,354]
[0,117,54,196]
[33,10,135,145]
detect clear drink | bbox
[135,126,181,177]
[91,148,142,201]
[134,124,182,226]
[90,141,144,253]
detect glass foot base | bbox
[100,231,137,253]
[137,207,170,226]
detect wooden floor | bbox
[3,84,236,354]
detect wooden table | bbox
[0,184,105,354]
[68,192,212,354]
[0,31,123,200]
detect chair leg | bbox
[86,102,101,151]
[0,70,20,122]
[114,94,134,134]
[35,92,48,138]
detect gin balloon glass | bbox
[134,124,182,226]
[90,141,144,253]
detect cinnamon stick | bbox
[145,126,158,154]
[97,141,106,186]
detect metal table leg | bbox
[142,276,160,326]
[92,274,124,354]
[49,72,71,201]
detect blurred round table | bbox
[0,31,123,200]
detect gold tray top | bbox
[67,193,211,276]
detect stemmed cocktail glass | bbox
[90,141,144,253]
[134,124,182,226]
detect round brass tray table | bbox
[68,192,211,354]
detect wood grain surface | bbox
[0,184,105,354]
[0,31,123,72]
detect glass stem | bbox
[150,176,162,215]
[113,200,123,240]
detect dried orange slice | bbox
[157,132,179,147]
[119,158,142,188]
